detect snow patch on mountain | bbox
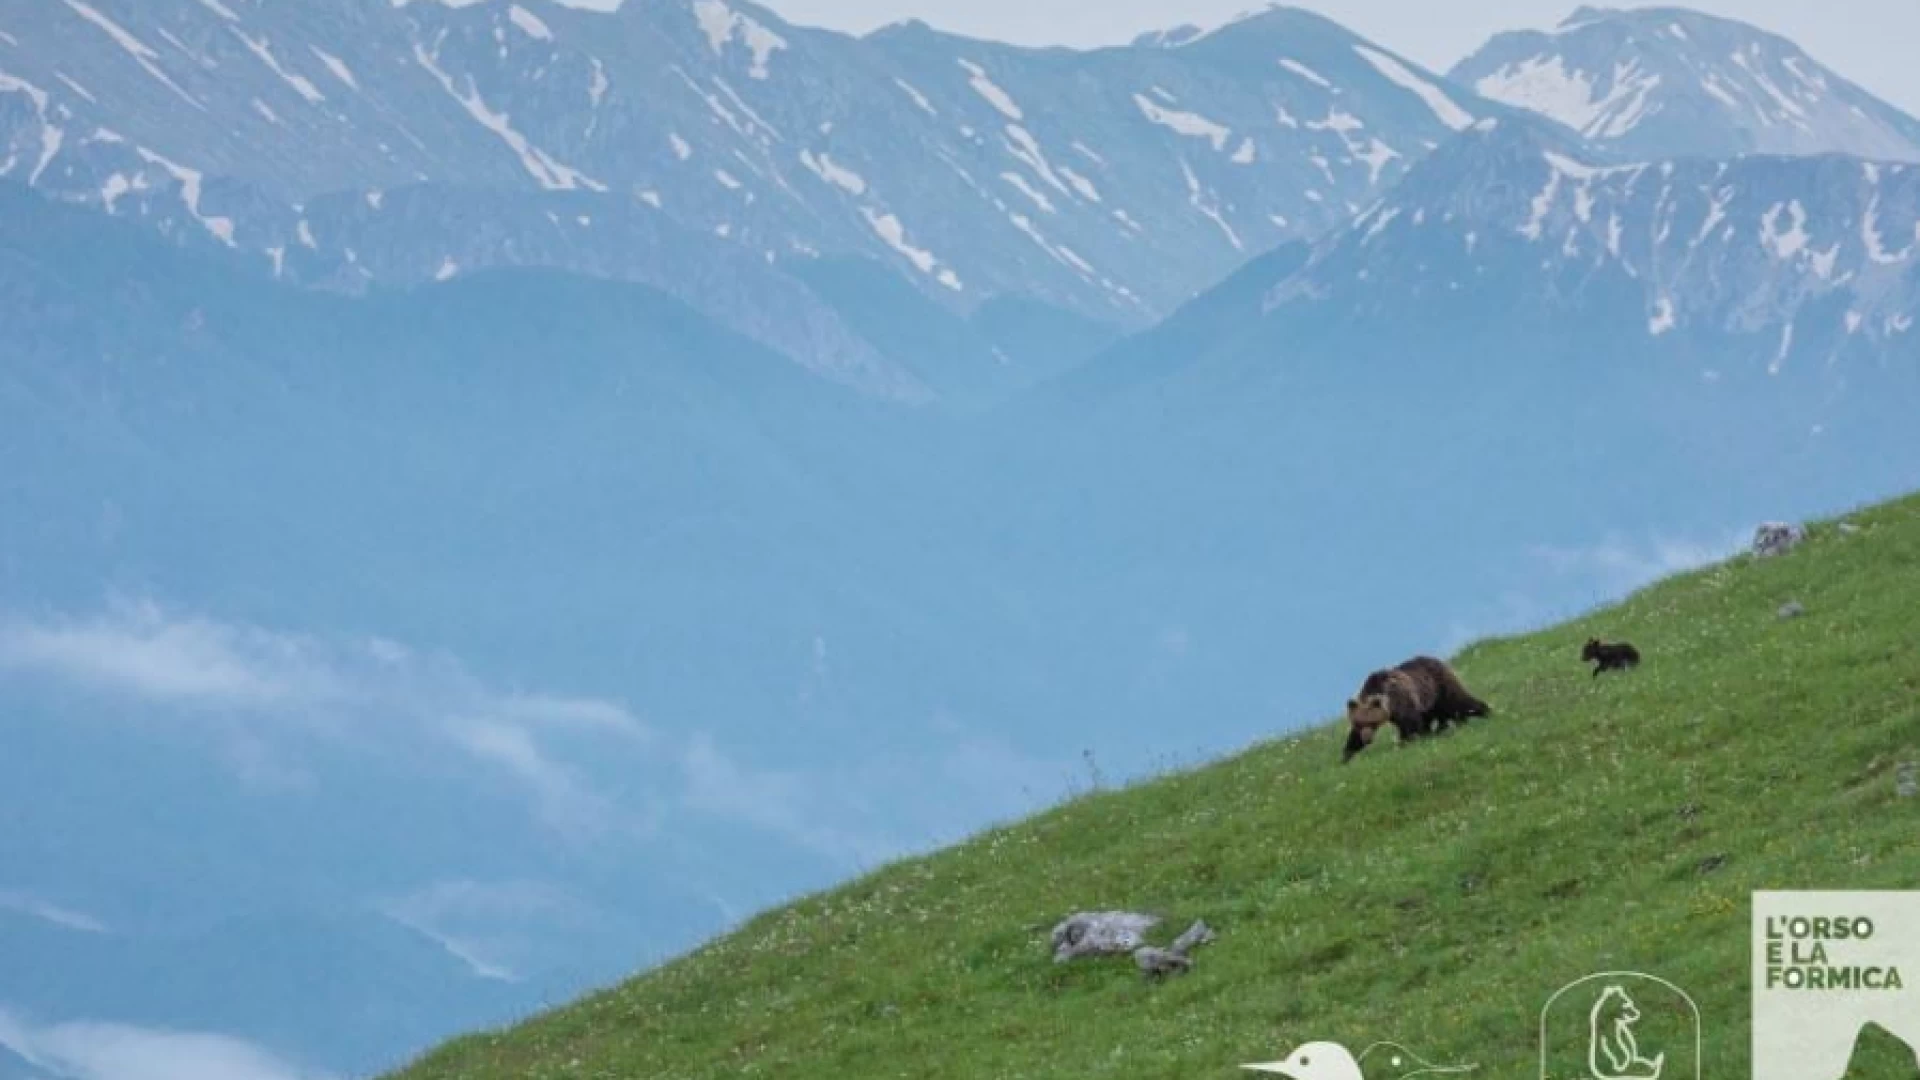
[0,71,63,187]
[1001,171,1054,213]
[1860,196,1916,264]
[1278,57,1332,89]
[1649,294,1676,334]
[1760,200,1808,260]
[1057,164,1101,202]
[310,46,360,91]
[99,172,134,210]
[1179,157,1241,249]
[1007,211,1095,280]
[691,0,785,80]
[957,59,1022,121]
[60,0,203,109]
[861,207,958,289]
[799,149,865,195]
[1769,320,1793,374]
[134,145,235,245]
[508,5,553,40]
[1132,93,1231,151]
[585,56,609,110]
[1520,166,1560,241]
[52,73,97,104]
[413,42,604,191]
[1001,125,1069,196]
[1469,54,1660,139]
[1354,45,1474,131]
[232,29,327,104]
[894,78,934,116]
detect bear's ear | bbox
[1346,697,1358,711]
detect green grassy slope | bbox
[390,495,1920,1079]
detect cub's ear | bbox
[1346,697,1359,710]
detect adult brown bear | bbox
[1342,656,1491,763]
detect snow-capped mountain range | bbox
[1272,116,1920,356]
[0,0,1493,391]
[8,1,1919,397]
[1453,6,1920,163]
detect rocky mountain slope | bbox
[1271,115,1920,369]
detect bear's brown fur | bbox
[1342,656,1491,763]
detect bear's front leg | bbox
[1341,727,1366,764]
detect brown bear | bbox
[1342,656,1492,763]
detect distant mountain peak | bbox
[1560,4,1612,22]
[1132,4,1361,51]
[1132,24,1206,49]
[1453,5,1920,163]
[866,16,935,38]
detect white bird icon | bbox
[1242,1040,1477,1080]
[1242,1041,1365,1080]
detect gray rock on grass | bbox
[1132,947,1193,978]
[1050,912,1218,979]
[1050,911,1160,963]
[1134,919,1218,980]
[1752,522,1807,558]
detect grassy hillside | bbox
[390,495,1920,1079]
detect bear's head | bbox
[1580,638,1603,661]
[1342,694,1394,763]
[1593,984,1641,1025]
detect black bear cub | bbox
[1581,638,1641,677]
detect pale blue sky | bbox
[757,0,1920,117]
